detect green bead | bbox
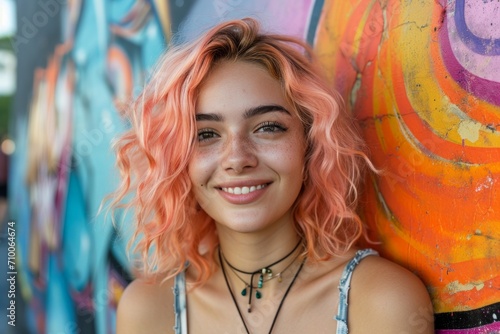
[255,290,262,299]
[241,288,247,296]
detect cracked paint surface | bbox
[315,0,499,329]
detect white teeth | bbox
[221,184,267,194]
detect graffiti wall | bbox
[9,0,499,333]
[314,1,500,332]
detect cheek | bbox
[288,137,307,182]
[188,150,216,187]
[188,156,203,188]
[285,133,307,163]
[265,138,306,177]
[188,155,209,207]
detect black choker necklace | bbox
[226,250,302,292]
[219,247,306,334]
[219,240,302,313]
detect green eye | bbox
[197,129,219,141]
[256,121,288,133]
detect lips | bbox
[216,181,271,204]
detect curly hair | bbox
[110,18,372,286]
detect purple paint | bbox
[176,0,314,42]
[264,0,314,38]
[439,11,500,106]
[446,0,500,83]
[448,10,500,83]
[454,0,500,56]
[463,0,500,39]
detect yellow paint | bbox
[446,280,485,295]
[352,1,376,56]
[153,0,171,42]
[398,1,500,147]
[457,120,482,143]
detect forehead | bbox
[196,61,290,114]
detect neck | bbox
[222,239,302,275]
[218,241,306,314]
[217,220,302,273]
[218,242,307,326]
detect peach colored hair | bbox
[110,18,372,286]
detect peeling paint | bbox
[350,73,362,107]
[447,280,485,295]
[457,120,482,143]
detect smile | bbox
[221,184,267,195]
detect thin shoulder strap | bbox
[335,248,379,334]
[173,271,188,334]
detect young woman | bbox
[113,18,433,334]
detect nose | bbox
[221,133,258,173]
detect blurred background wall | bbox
[2,0,499,333]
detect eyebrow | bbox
[195,104,290,122]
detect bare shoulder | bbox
[349,254,434,334]
[116,276,175,334]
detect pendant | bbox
[255,290,262,299]
[241,287,247,296]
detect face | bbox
[188,60,307,235]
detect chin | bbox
[217,220,269,234]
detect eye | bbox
[256,121,288,133]
[197,128,219,142]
